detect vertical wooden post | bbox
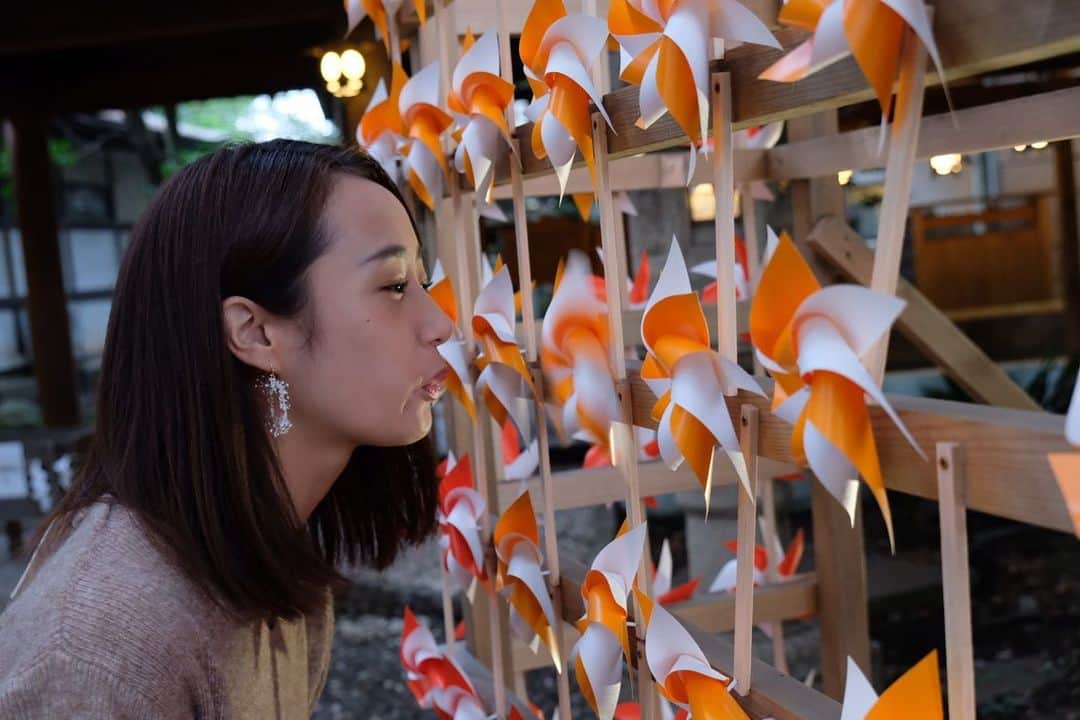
[788,111,871,699]
[593,111,660,719]
[734,404,760,695]
[496,0,574,715]
[711,72,738,362]
[1054,139,1080,354]
[866,24,928,383]
[742,191,761,292]
[937,443,976,720]
[6,114,80,428]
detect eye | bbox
[383,280,409,295]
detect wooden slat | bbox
[484,0,1080,190]
[734,404,760,695]
[806,216,1041,411]
[625,372,1075,534]
[670,573,818,634]
[768,86,1080,180]
[495,455,798,514]
[560,559,841,720]
[937,443,977,720]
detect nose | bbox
[419,285,454,347]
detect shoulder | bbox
[0,503,218,710]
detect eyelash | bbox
[384,279,433,295]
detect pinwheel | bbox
[520,0,613,196]
[437,453,489,595]
[641,237,764,508]
[615,700,687,720]
[750,230,925,547]
[448,28,516,200]
[708,528,805,593]
[494,490,562,669]
[473,265,538,438]
[345,0,426,53]
[357,63,408,182]
[582,427,661,470]
[691,235,750,303]
[1049,380,1080,537]
[840,651,943,719]
[429,261,478,420]
[592,247,651,310]
[572,190,639,223]
[400,606,478,709]
[569,523,647,720]
[608,0,778,181]
[399,61,454,210]
[759,0,947,124]
[652,538,701,605]
[541,250,619,459]
[635,592,750,720]
[501,419,540,482]
[432,685,488,720]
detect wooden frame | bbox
[400,1,1080,718]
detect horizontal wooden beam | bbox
[769,86,1080,180]
[560,559,840,720]
[482,0,1080,192]
[670,573,818,634]
[806,216,1041,411]
[496,453,796,514]
[625,373,1074,534]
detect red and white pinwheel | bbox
[437,454,488,595]
[651,538,701,605]
[709,528,805,593]
[691,234,751,304]
[501,420,540,482]
[400,606,477,710]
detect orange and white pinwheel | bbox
[399,61,454,210]
[840,651,943,719]
[708,528,805,593]
[652,538,701,605]
[430,261,478,421]
[345,0,425,52]
[542,250,619,458]
[570,523,647,720]
[636,592,750,720]
[449,28,516,201]
[473,265,538,438]
[437,454,488,595]
[609,0,778,181]
[615,702,687,720]
[751,230,925,547]
[494,491,562,670]
[759,0,946,122]
[520,0,613,196]
[641,237,763,508]
[1049,380,1080,537]
[357,63,408,182]
[400,606,478,709]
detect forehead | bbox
[321,175,419,258]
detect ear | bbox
[222,296,276,372]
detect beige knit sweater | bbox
[0,501,334,719]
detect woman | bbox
[0,140,454,717]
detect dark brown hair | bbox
[39,140,439,620]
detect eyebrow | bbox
[359,244,410,266]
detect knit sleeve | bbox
[0,650,174,719]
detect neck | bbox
[273,423,353,522]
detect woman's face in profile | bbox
[278,176,453,448]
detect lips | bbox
[420,366,450,402]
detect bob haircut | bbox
[38,139,440,620]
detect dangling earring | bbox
[259,367,293,438]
